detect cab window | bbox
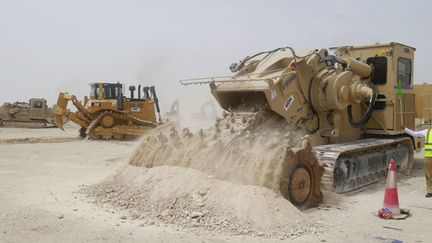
[103,86,112,99]
[90,85,98,99]
[397,58,412,87]
[103,85,122,99]
[32,101,43,109]
[367,56,387,85]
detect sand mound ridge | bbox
[85,106,323,239]
[84,165,322,239]
[129,111,305,193]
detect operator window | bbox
[104,86,112,99]
[367,56,387,85]
[90,85,98,98]
[103,85,120,99]
[114,87,119,98]
[32,101,43,109]
[397,58,412,87]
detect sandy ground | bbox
[0,124,80,144]
[1,127,432,242]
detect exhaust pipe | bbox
[129,85,136,99]
[150,86,161,122]
[143,86,150,99]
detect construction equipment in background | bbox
[190,100,218,121]
[165,98,180,121]
[176,42,422,208]
[55,82,162,139]
[413,82,432,129]
[0,98,61,128]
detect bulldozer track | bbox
[86,110,157,139]
[314,137,414,193]
[86,111,109,139]
[220,106,415,195]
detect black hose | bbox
[236,46,324,72]
[236,47,285,71]
[347,85,377,128]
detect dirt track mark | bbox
[0,137,81,145]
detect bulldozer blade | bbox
[54,92,70,131]
[55,114,64,131]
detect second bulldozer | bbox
[55,82,162,139]
[0,98,59,128]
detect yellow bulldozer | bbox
[55,82,162,139]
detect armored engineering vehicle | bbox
[0,98,58,128]
[180,42,422,206]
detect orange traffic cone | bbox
[383,159,400,215]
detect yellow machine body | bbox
[180,42,421,199]
[55,82,160,139]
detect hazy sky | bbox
[0,0,431,113]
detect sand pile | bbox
[84,165,321,239]
[85,103,321,238]
[129,110,305,194]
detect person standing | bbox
[403,125,432,197]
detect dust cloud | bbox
[130,113,304,193]
[85,100,317,238]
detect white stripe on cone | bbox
[387,171,396,189]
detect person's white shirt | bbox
[404,127,428,138]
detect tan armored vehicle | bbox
[177,42,421,207]
[55,82,162,139]
[0,98,58,128]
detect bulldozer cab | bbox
[89,82,124,110]
[344,42,416,135]
[29,98,47,119]
[90,83,124,100]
